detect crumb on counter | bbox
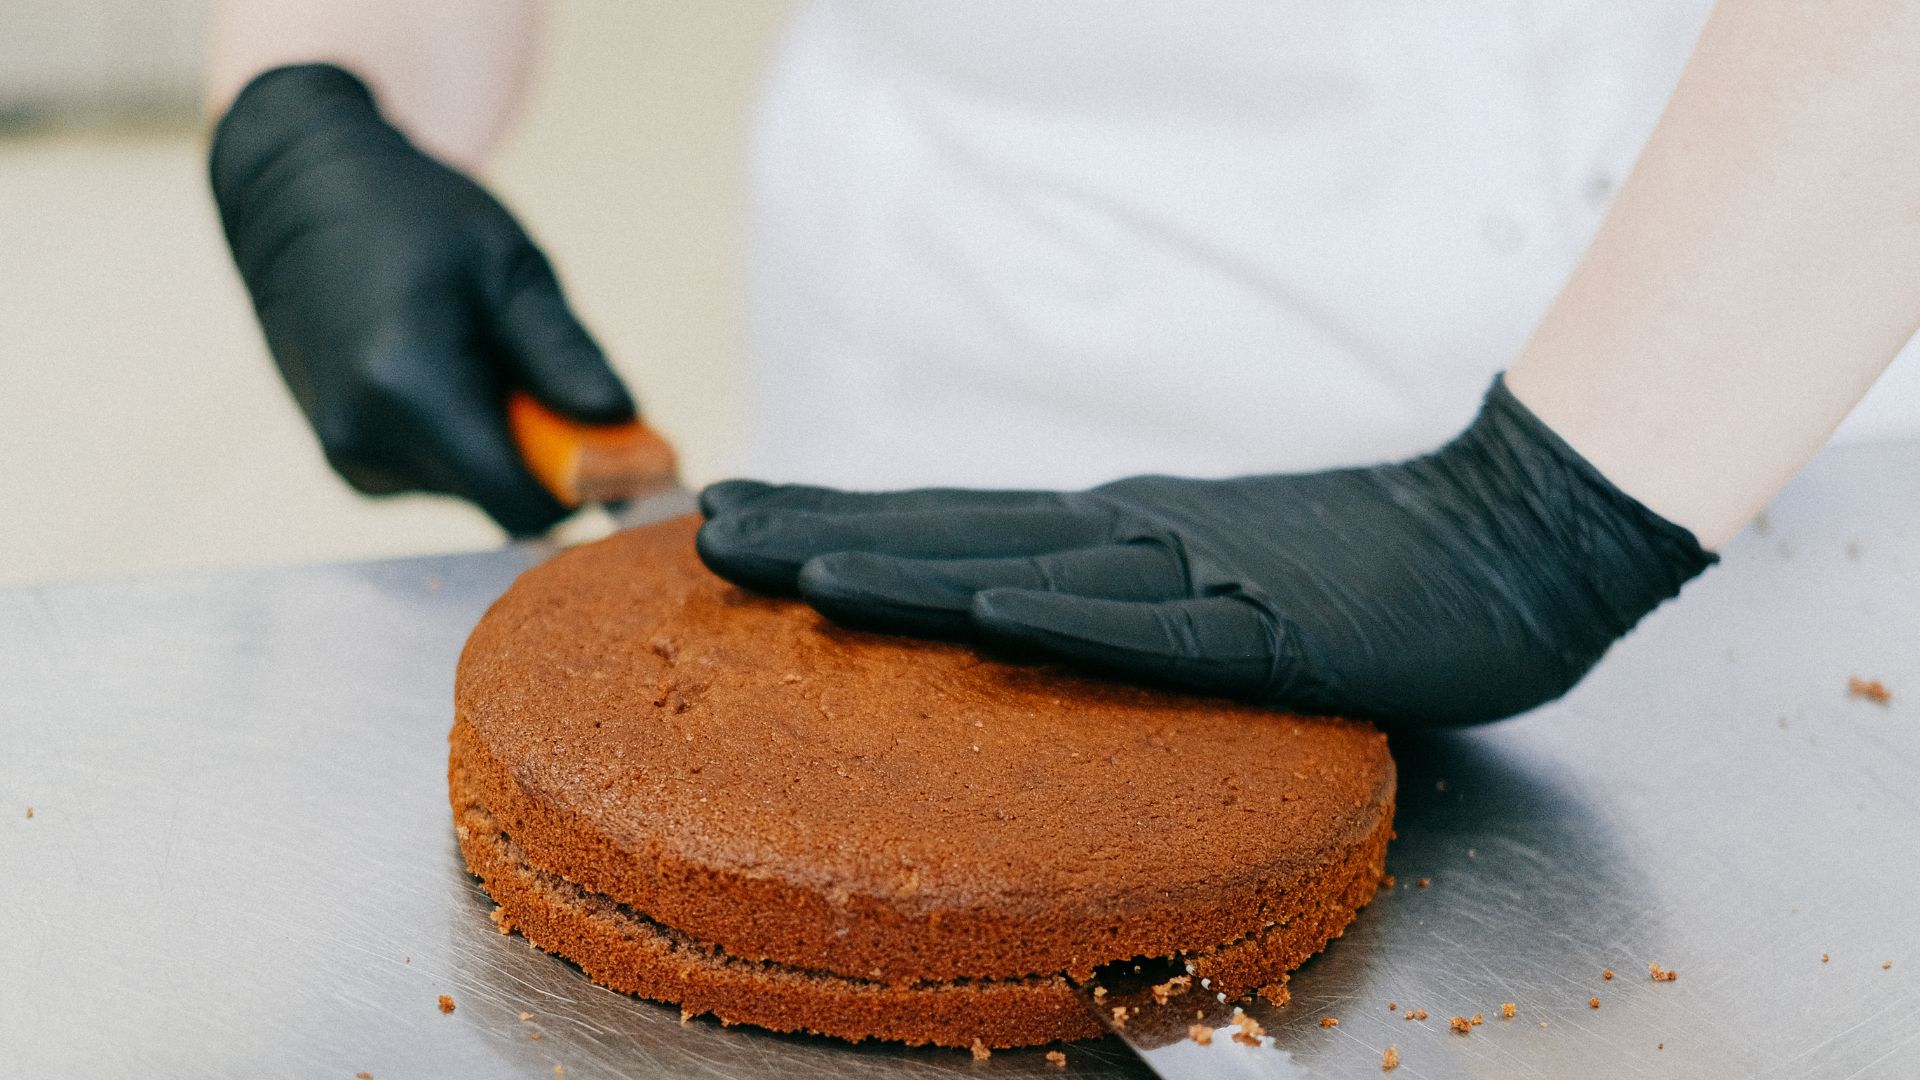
[1045,1049,1067,1068]
[1602,969,1614,981]
[1416,877,1430,889]
[1151,975,1192,1004]
[1649,963,1677,982]
[1111,1005,1130,1027]
[1588,998,1601,1009]
[970,1038,991,1061]
[1381,874,1396,889]
[1657,1042,1665,1050]
[552,1066,565,1078]
[1884,960,1894,971]
[1230,1008,1266,1046]
[1448,1016,1472,1035]
[1470,1013,1484,1026]
[356,1073,373,1080]
[530,1031,541,1041]
[1382,1045,1400,1071]
[437,994,456,1014]
[24,807,32,819]
[1189,1023,1213,1045]
[1320,1017,1339,1028]
[1848,676,1891,704]
[1823,953,1831,963]
[519,1011,533,1022]
[1387,1000,1397,1011]
[1500,1002,1516,1019]
[1403,1009,1427,1021]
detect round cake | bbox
[451,516,1395,1048]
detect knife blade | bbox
[1085,957,1309,1080]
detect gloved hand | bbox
[210,64,634,536]
[696,378,1715,727]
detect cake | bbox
[450,516,1395,1048]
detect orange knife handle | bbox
[507,391,679,507]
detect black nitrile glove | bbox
[696,377,1715,727]
[211,64,634,536]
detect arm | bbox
[690,0,1920,727]
[207,0,538,169]
[1508,0,1920,550]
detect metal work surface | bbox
[4,441,1918,1079]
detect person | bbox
[206,1,1920,727]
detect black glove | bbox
[210,64,634,536]
[695,377,1715,727]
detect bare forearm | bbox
[1507,0,1920,550]
[206,0,541,169]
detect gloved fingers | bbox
[795,543,1190,637]
[409,394,573,537]
[699,479,1068,519]
[968,590,1290,700]
[697,504,1112,596]
[489,245,636,424]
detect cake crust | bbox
[452,515,1395,1046]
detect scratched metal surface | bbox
[3,439,1917,1079]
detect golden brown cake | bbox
[451,516,1394,1048]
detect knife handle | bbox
[507,391,679,507]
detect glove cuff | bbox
[1468,374,1718,634]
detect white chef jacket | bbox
[738,1,1920,489]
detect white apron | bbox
[739,1,1920,489]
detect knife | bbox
[1084,957,1309,1079]
[507,391,699,528]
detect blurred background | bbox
[0,0,784,586]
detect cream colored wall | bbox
[0,1,785,586]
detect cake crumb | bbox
[1884,960,1894,971]
[1151,974,1192,1004]
[1657,1042,1665,1050]
[1188,1023,1213,1046]
[1822,953,1831,963]
[1092,985,1108,1001]
[1045,1049,1068,1068]
[1588,997,1601,1009]
[23,807,32,819]
[1448,1016,1472,1035]
[1381,874,1396,889]
[437,994,456,1014]
[1435,779,1446,792]
[357,1073,373,1080]
[530,1030,542,1041]
[1403,1009,1427,1021]
[1416,877,1431,889]
[1602,969,1614,981]
[1230,1008,1266,1047]
[1470,1013,1484,1026]
[1387,1001,1397,1011]
[1848,676,1891,704]
[970,1038,991,1061]
[553,1066,565,1078]
[1319,1016,1339,1028]
[1649,963,1677,982]
[1382,1045,1400,1072]
[519,1011,534,1022]
[1111,1005,1130,1027]
[1500,1002,1516,1019]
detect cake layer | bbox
[454,516,1397,985]
[452,734,1392,1048]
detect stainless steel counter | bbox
[4,440,1918,1079]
